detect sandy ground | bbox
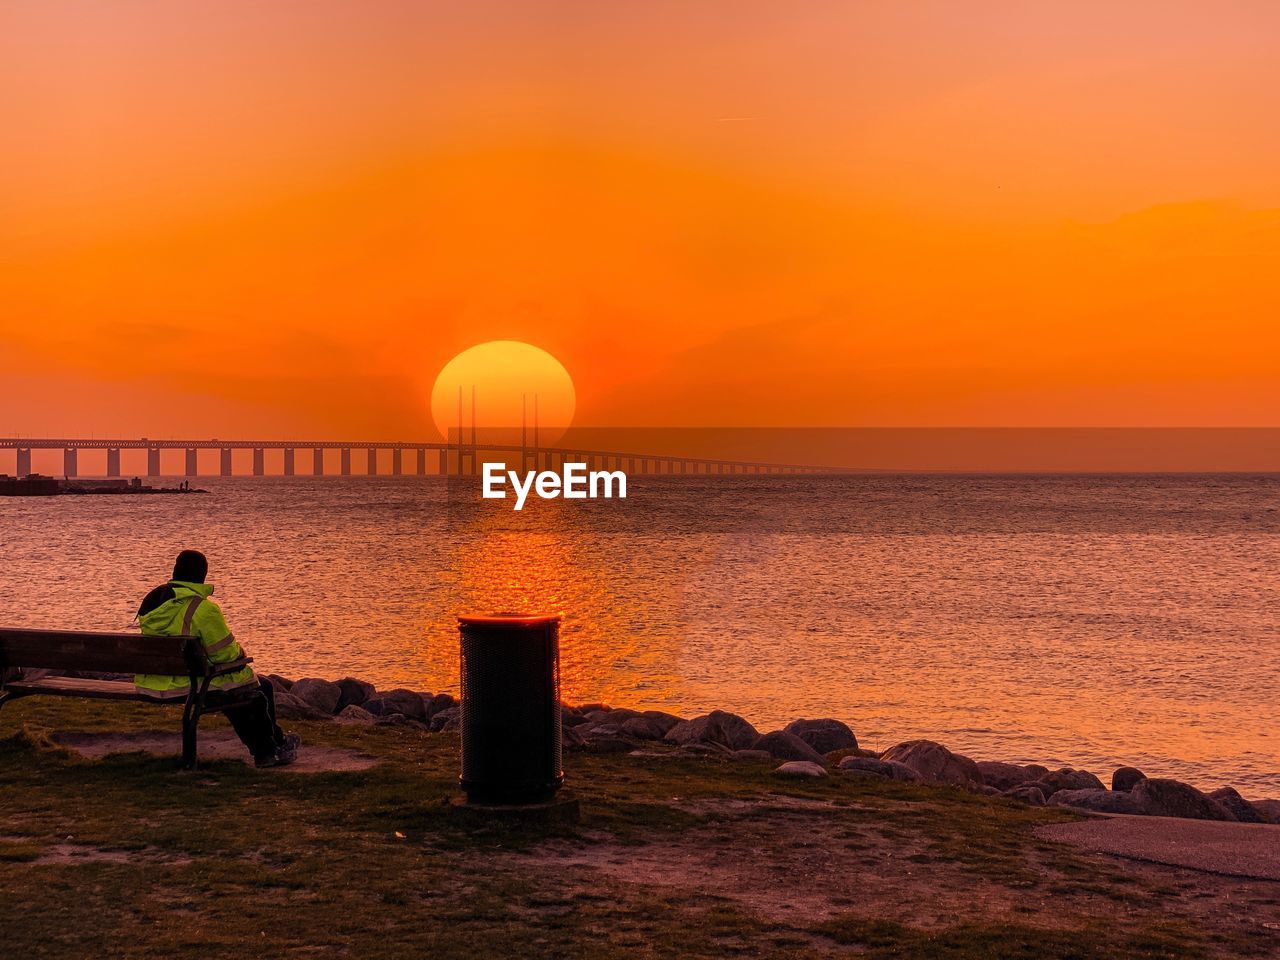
[1038,815,1280,881]
[50,729,380,773]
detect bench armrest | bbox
[208,656,254,679]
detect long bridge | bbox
[0,438,838,478]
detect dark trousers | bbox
[213,679,285,760]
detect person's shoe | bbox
[255,744,298,769]
[282,732,301,752]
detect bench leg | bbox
[180,675,214,770]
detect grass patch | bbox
[0,697,1238,959]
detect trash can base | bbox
[447,793,580,826]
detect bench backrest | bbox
[0,628,202,676]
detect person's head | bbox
[172,550,208,584]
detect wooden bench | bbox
[0,627,257,769]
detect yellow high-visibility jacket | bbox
[134,581,255,698]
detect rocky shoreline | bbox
[268,674,1280,826]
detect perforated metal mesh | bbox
[458,615,562,803]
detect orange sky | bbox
[2,1,1279,437]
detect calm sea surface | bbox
[2,474,1277,793]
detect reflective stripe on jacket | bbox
[134,581,256,698]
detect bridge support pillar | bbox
[148,447,161,477]
[252,448,265,477]
[392,448,402,475]
[367,448,378,475]
[106,448,121,477]
[63,448,78,478]
[220,449,232,476]
[438,448,448,475]
[416,448,426,475]
[313,448,324,476]
[283,448,295,476]
[341,448,351,476]
[185,448,198,476]
[16,448,31,477]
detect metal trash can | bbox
[458,613,563,804]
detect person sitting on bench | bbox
[135,550,299,768]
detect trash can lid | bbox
[457,612,562,627]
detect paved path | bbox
[1039,815,1280,881]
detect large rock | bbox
[879,740,982,788]
[289,678,343,714]
[1050,789,1142,814]
[1131,778,1237,821]
[664,710,759,751]
[976,761,1040,791]
[1111,766,1146,792]
[1252,800,1280,825]
[838,756,921,782]
[364,688,428,721]
[620,716,668,741]
[335,677,376,711]
[1002,785,1047,806]
[429,706,460,732]
[426,692,456,718]
[774,761,827,778]
[1209,787,1264,824]
[783,719,857,754]
[752,731,825,764]
[640,710,683,737]
[263,674,294,693]
[271,690,330,721]
[334,704,377,725]
[1034,767,1106,798]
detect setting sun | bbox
[429,340,576,444]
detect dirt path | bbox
[1038,815,1280,881]
[51,729,380,773]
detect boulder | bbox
[1034,767,1106,798]
[1002,785,1046,806]
[838,757,921,782]
[1131,778,1237,821]
[1023,764,1049,780]
[664,710,759,751]
[774,761,827,778]
[680,742,732,757]
[365,688,429,721]
[580,723,623,740]
[426,692,456,718]
[1050,789,1141,814]
[1111,766,1147,792]
[879,740,982,788]
[429,706,460,732]
[1209,787,1264,824]
[271,690,331,721]
[1252,800,1280,825]
[264,674,294,692]
[975,761,1040,791]
[640,711,683,737]
[620,716,668,741]
[334,704,377,725]
[752,731,825,764]
[783,719,857,754]
[561,725,587,751]
[289,678,343,714]
[335,677,376,711]
[561,712,590,728]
